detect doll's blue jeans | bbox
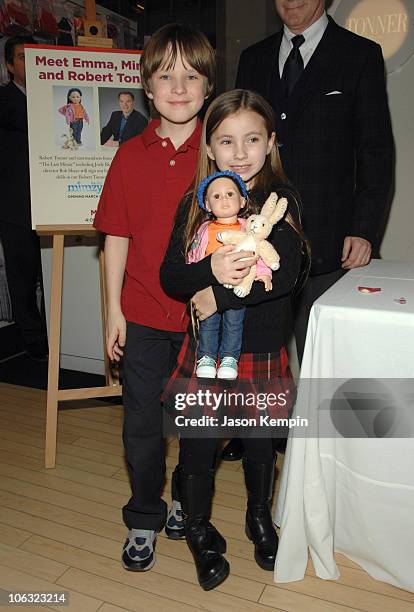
[198,308,245,361]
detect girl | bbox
[160,89,308,590]
[58,88,89,145]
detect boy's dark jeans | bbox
[122,321,184,530]
[198,308,245,360]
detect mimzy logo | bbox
[67,181,103,194]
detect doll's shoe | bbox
[217,357,238,380]
[196,356,217,378]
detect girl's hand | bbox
[106,308,126,361]
[211,245,257,286]
[192,287,217,321]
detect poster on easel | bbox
[25,44,147,228]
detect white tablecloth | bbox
[274,260,414,592]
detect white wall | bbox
[41,237,106,375]
[378,41,414,262]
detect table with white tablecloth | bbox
[274,260,414,593]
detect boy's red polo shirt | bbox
[94,119,201,332]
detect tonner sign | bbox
[346,12,408,37]
[333,0,414,73]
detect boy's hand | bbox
[256,275,272,291]
[107,309,126,361]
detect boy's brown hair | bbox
[140,23,215,97]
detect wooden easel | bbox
[37,226,121,468]
[36,1,118,467]
[78,0,114,48]
[36,0,117,468]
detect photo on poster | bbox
[98,87,148,148]
[54,85,95,151]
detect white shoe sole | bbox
[217,369,238,380]
[196,366,217,378]
[196,371,217,378]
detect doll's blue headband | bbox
[197,170,248,211]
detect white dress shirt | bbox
[279,12,329,77]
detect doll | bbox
[189,170,273,380]
[58,88,89,146]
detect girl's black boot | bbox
[180,472,229,590]
[243,457,279,570]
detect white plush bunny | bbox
[61,128,79,150]
[217,192,288,298]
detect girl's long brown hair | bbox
[183,89,307,255]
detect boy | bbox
[93,23,215,571]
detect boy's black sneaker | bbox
[165,499,185,540]
[122,529,157,571]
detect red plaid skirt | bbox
[162,334,296,426]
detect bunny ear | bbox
[269,197,288,225]
[260,192,278,219]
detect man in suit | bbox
[221,0,393,461]
[236,0,393,360]
[100,91,147,147]
[0,36,48,360]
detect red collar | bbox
[141,118,202,151]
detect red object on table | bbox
[358,286,382,293]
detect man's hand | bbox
[211,245,257,286]
[106,308,126,361]
[192,287,217,321]
[341,236,372,269]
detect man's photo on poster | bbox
[98,88,148,148]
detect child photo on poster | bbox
[55,85,95,150]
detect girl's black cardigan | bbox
[160,184,304,353]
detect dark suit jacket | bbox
[236,16,393,274]
[100,109,147,145]
[0,82,31,227]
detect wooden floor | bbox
[0,383,413,612]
